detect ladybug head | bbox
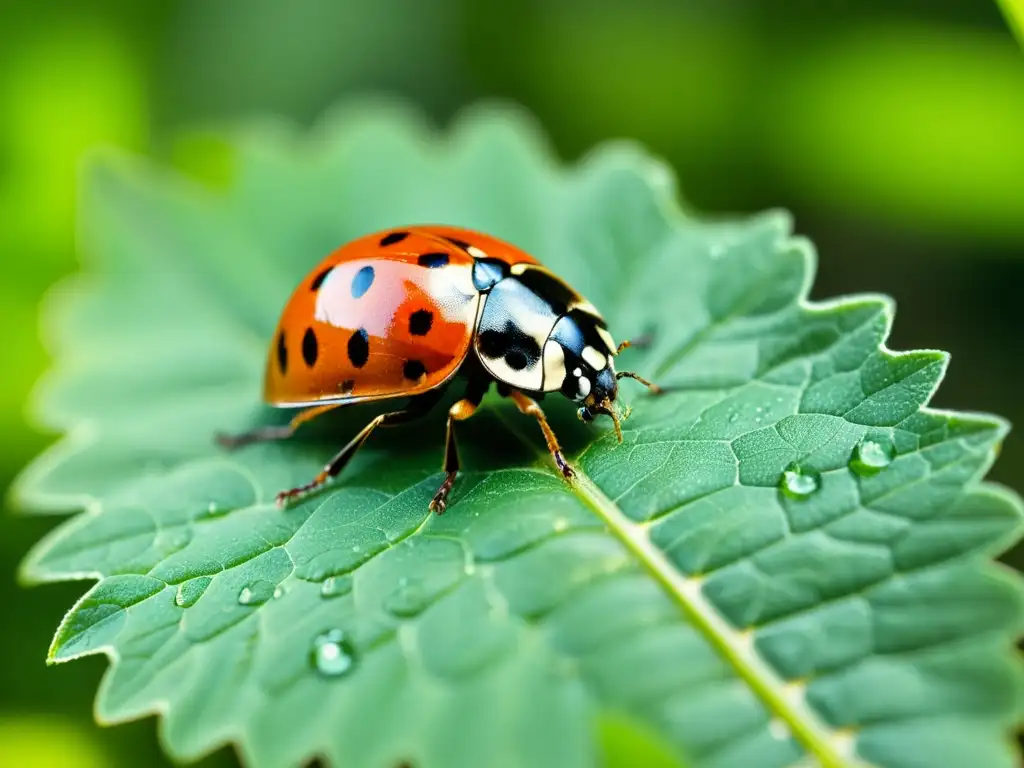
[544,311,626,441]
[574,363,624,441]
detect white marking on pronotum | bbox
[596,325,617,354]
[581,345,607,370]
[541,339,567,391]
[466,245,488,260]
[573,299,602,319]
[577,376,591,398]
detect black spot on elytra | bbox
[478,322,541,371]
[347,328,369,367]
[403,359,427,380]
[276,331,288,374]
[408,309,433,336]
[417,252,449,268]
[351,265,375,298]
[339,379,355,394]
[310,266,333,292]
[380,231,408,246]
[302,328,319,367]
[443,236,471,250]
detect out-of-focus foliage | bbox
[0,22,146,437]
[996,0,1024,45]
[0,714,111,768]
[2,1,1022,766]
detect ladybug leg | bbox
[428,397,481,514]
[215,403,343,449]
[429,375,490,514]
[507,390,575,480]
[276,392,442,507]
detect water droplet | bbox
[553,518,569,533]
[175,576,212,608]
[320,575,353,599]
[849,437,895,476]
[383,578,430,618]
[237,580,276,606]
[351,544,362,554]
[728,412,739,423]
[155,528,192,555]
[310,629,357,677]
[207,501,230,517]
[273,585,285,599]
[779,464,820,500]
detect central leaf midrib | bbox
[489,406,855,768]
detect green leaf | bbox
[996,0,1024,48]
[0,714,112,768]
[14,100,1024,768]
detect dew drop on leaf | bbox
[383,577,430,618]
[849,436,896,476]
[155,528,191,555]
[320,575,353,599]
[175,576,212,608]
[310,629,357,677]
[273,585,285,599]
[779,464,821,500]
[206,501,230,518]
[237,580,276,606]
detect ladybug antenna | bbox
[616,370,663,395]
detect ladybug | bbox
[216,225,661,513]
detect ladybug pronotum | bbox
[217,225,661,513]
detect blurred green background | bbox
[2,1,1021,765]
